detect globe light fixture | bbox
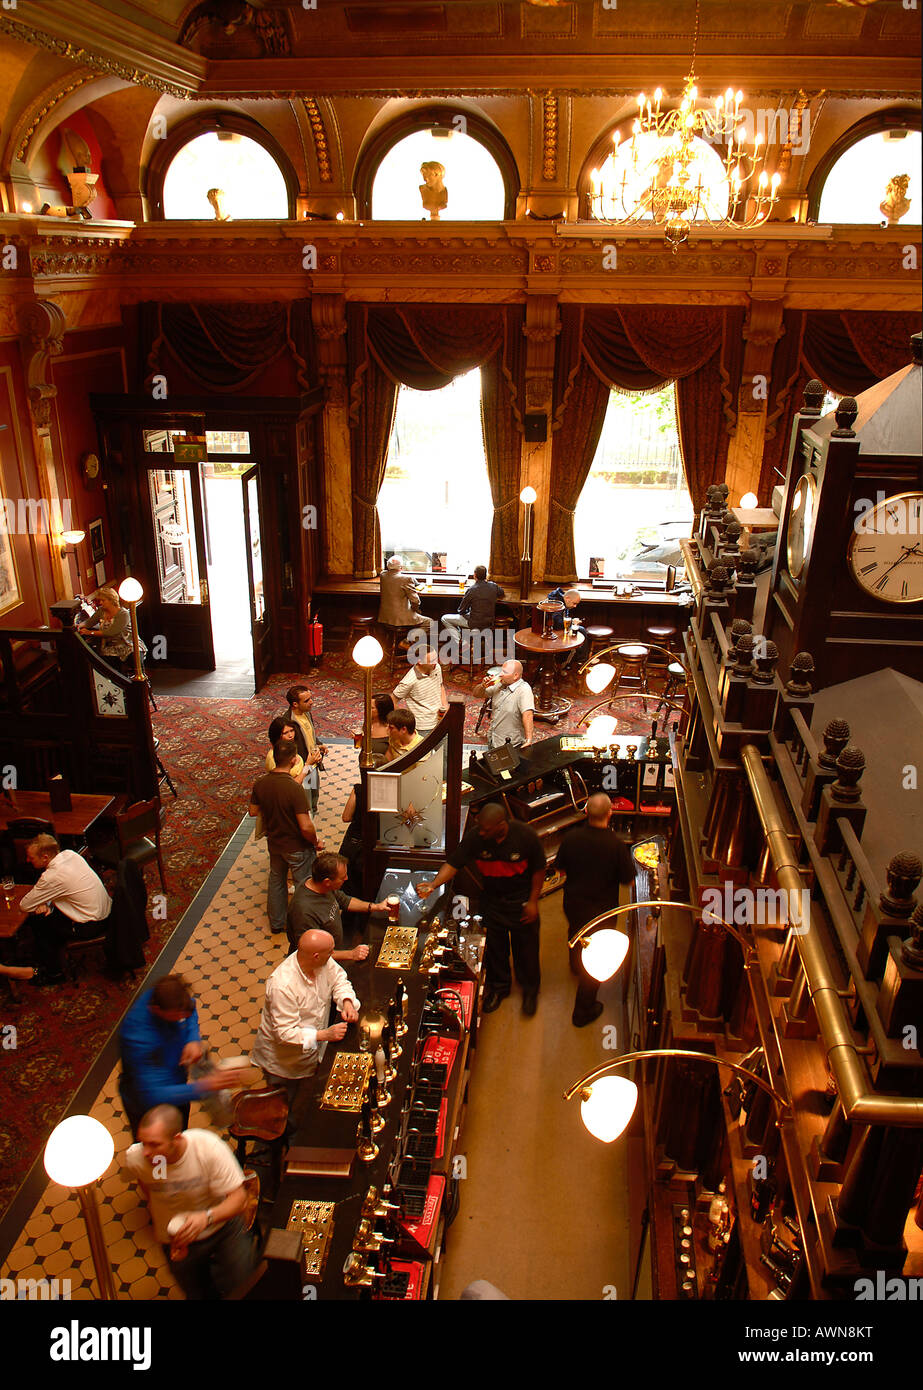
[739,492,759,509]
[118,576,145,680]
[353,635,384,768]
[585,663,616,695]
[581,927,630,983]
[43,1115,116,1299]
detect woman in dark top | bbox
[369,692,394,762]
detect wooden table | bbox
[0,791,116,840]
[0,884,30,940]
[514,627,585,720]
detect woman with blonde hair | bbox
[77,585,144,669]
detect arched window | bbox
[573,386,693,578]
[355,108,518,220]
[816,127,921,225]
[162,131,289,219]
[379,370,492,574]
[371,129,505,221]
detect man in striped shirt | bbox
[392,648,448,735]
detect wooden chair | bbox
[63,930,109,981]
[4,817,54,881]
[90,797,167,890]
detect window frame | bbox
[806,108,922,225]
[354,105,519,221]
[145,111,298,221]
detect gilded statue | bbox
[207,188,232,222]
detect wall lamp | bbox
[568,897,755,983]
[564,1048,789,1144]
[60,529,85,558]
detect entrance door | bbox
[142,450,216,670]
[242,465,271,690]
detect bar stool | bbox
[656,661,687,719]
[379,624,412,673]
[584,624,615,662]
[612,643,650,697]
[346,614,376,651]
[645,623,678,664]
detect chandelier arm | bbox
[563,1048,789,1109]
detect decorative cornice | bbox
[10,71,97,164]
[0,15,194,99]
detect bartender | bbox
[417,801,545,1017]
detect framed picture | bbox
[0,462,23,618]
[366,771,401,813]
[589,556,605,578]
[431,551,447,573]
[88,517,106,563]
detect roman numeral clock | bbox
[766,334,923,689]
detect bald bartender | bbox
[250,928,359,1134]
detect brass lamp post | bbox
[352,634,384,769]
[117,576,145,682]
[43,1115,116,1299]
[519,485,537,601]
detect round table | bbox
[514,627,586,720]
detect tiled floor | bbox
[0,744,362,1300]
[1,739,634,1301]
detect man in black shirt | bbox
[556,793,635,1026]
[442,565,506,649]
[418,802,546,1016]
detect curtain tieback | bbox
[352,493,377,511]
[550,499,576,516]
[495,498,518,513]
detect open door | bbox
[142,440,216,670]
[242,465,271,691]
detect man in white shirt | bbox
[250,928,360,1134]
[124,1103,257,1300]
[20,833,112,983]
[473,659,535,751]
[392,648,448,735]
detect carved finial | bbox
[803,378,825,413]
[832,397,859,437]
[786,652,815,697]
[751,639,780,685]
[722,518,743,554]
[901,903,923,971]
[733,633,754,676]
[881,852,922,919]
[735,545,759,584]
[726,619,752,665]
[831,746,866,802]
[716,483,730,501]
[705,484,723,512]
[819,718,850,768]
[707,563,731,597]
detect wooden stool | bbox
[613,643,650,696]
[346,614,376,651]
[584,624,615,662]
[656,661,687,719]
[379,624,412,673]
[646,624,678,663]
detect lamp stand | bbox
[126,601,144,682]
[76,1182,117,1300]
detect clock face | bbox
[82,452,100,482]
[786,473,817,581]
[847,492,923,605]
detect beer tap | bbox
[362,1184,403,1223]
[393,976,409,1037]
[386,997,403,1057]
[354,1218,397,1254]
[343,1252,386,1289]
[356,1095,379,1163]
[380,1022,398,1081]
[368,1073,385,1134]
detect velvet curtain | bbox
[151,303,300,391]
[547,306,743,581]
[760,309,921,503]
[348,305,523,578]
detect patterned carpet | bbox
[0,655,657,1234]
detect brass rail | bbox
[740,743,923,1127]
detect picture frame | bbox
[0,457,23,619]
[88,517,106,563]
[366,771,401,813]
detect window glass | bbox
[378,369,492,575]
[162,132,288,220]
[371,129,505,220]
[206,430,251,454]
[818,130,920,225]
[573,386,693,577]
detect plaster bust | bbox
[419,162,448,220]
[206,187,232,221]
[880,173,911,226]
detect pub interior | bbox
[0,0,921,1325]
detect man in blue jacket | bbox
[118,974,245,1138]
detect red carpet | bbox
[0,658,658,1225]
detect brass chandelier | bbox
[588,0,781,251]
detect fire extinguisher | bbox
[306,601,324,665]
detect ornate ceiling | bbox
[0,0,919,97]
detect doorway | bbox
[202,465,254,687]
